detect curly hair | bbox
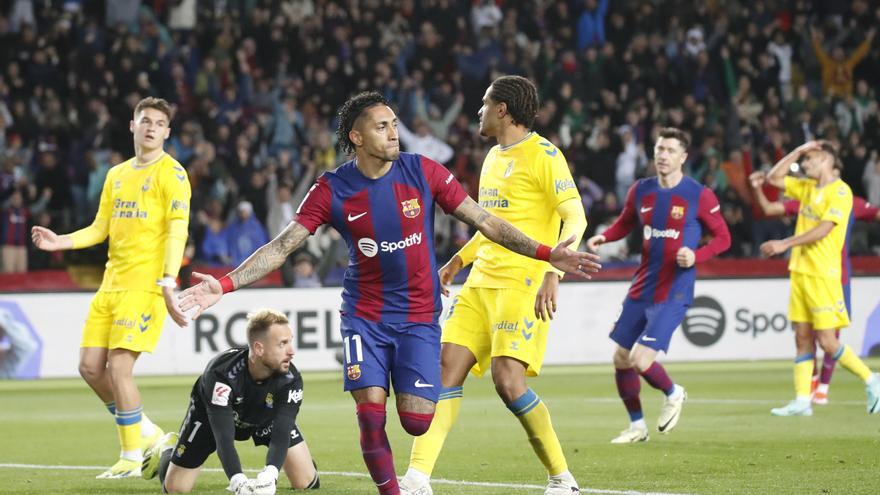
[489,76,539,129]
[336,91,389,155]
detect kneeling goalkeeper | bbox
[142,309,319,494]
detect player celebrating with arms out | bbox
[178,91,600,495]
[758,140,880,417]
[588,127,730,443]
[31,97,191,478]
[141,309,318,494]
[402,75,589,495]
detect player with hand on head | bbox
[402,75,591,495]
[177,91,599,495]
[31,97,191,478]
[758,140,880,417]
[141,309,318,494]
[588,127,730,443]
[750,166,879,405]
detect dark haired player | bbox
[758,141,880,417]
[588,128,730,443]
[403,76,589,495]
[750,166,880,405]
[178,91,600,494]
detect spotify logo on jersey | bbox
[357,238,378,257]
[682,296,726,347]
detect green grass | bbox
[1,360,879,494]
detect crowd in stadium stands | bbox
[0,0,878,285]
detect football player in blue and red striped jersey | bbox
[588,127,730,443]
[178,91,600,495]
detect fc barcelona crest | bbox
[671,206,685,219]
[347,364,362,381]
[401,198,421,218]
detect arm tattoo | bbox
[230,223,310,288]
[494,219,538,257]
[452,197,538,258]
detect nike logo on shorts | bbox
[642,336,657,342]
[414,379,434,388]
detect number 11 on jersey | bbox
[343,335,363,364]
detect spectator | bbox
[226,200,268,267]
[396,118,454,165]
[810,26,875,98]
[2,188,46,273]
[291,252,321,288]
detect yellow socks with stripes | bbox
[116,406,143,461]
[794,353,814,400]
[409,386,463,476]
[507,388,567,476]
[834,345,872,382]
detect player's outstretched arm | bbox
[451,197,601,278]
[30,226,73,251]
[178,222,311,318]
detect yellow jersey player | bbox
[31,97,191,478]
[760,140,880,417]
[401,76,593,495]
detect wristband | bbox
[536,244,552,261]
[219,275,235,294]
[156,276,177,288]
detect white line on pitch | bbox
[0,463,693,495]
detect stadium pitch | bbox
[1,360,878,494]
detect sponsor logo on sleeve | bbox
[555,179,576,194]
[212,382,232,406]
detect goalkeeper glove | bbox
[227,473,254,495]
[253,465,278,495]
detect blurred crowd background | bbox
[1,0,878,287]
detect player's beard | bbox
[373,146,399,162]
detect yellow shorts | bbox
[441,286,549,377]
[81,290,167,352]
[788,272,849,330]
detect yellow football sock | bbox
[835,345,872,382]
[409,387,462,476]
[794,354,814,399]
[508,388,567,476]
[116,407,143,457]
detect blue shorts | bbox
[609,297,690,352]
[844,282,851,317]
[340,314,440,402]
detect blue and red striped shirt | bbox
[602,177,731,304]
[1,207,29,247]
[295,153,468,323]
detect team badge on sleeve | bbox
[401,198,421,218]
[212,382,232,406]
[347,364,362,380]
